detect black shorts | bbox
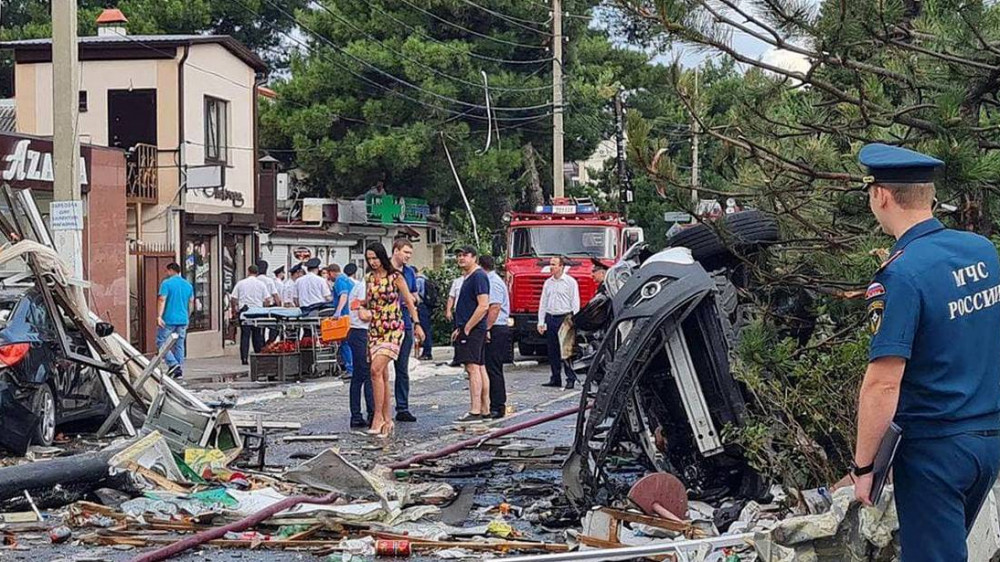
[454,326,487,366]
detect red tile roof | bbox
[96,9,128,25]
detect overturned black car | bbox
[563,211,779,509]
[0,287,114,454]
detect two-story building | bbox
[1,9,268,358]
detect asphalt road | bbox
[4,357,584,561]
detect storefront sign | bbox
[366,194,430,225]
[0,133,90,191]
[196,186,245,208]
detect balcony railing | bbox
[126,143,158,204]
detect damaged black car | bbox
[0,286,113,455]
[564,210,780,511]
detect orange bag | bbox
[320,316,350,342]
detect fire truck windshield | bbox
[510,226,618,259]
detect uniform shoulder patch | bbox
[876,250,904,274]
[868,300,885,335]
[865,282,886,300]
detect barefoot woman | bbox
[358,243,423,437]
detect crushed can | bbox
[49,525,72,544]
[375,539,411,557]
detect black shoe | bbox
[396,411,417,422]
[418,354,433,360]
[564,381,576,390]
[350,418,368,428]
[541,380,562,388]
[448,360,460,367]
[241,360,249,366]
[167,365,182,379]
[489,410,505,419]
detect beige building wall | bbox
[181,44,257,215]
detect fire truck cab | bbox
[505,201,642,356]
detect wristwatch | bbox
[850,461,874,477]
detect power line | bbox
[241,0,556,122]
[354,0,552,65]
[452,0,553,35]
[265,0,553,113]
[523,0,596,21]
[312,1,553,93]
[394,0,548,50]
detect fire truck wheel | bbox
[665,210,778,268]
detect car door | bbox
[23,293,78,414]
[54,304,101,418]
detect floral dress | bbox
[366,271,404,360]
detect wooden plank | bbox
[598,507,704,538]
[127,462,189,493]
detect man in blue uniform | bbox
[852,144,1000,561]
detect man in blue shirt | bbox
[480,255,511,419]
[391,239,425,422]
[453,246,491,423]
[852,144,1000,562]
[331,263,356,377]
[157,262,194,379]
[415,267,435,360]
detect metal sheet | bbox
[665,328,724,455]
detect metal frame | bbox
[664,328,724,455]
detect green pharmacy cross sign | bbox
[366,195,430,225]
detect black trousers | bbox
[545,313,575,384]
[486,325,510,414]
[240,323,264,363]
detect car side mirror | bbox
[95,322,115,337]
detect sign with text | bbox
[50,200,84,231]
[0,133,91,191]
[365,194,430,225]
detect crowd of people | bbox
[156,239,613,430]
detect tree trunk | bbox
[523,143,544,209]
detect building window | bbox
[78,91,88,112]
[184,234,213,332]
[204,96,229,164]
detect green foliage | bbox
[423,261,462,346]
[609,0,1000,485]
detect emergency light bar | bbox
[534,204,597,215]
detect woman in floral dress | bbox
[358,242,420,437]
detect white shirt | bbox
[537,274,580,326]
[295,272,331,307]
[487,271,510,327]
[233,276,270,309]
[348,279,369,330]
[449,276,464,300]
[260,275,280,301]
[281,278,297,306]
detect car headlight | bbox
[604,261,633,297]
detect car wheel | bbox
[666,210,779,269]
[31,384,56,447]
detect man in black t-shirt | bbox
[452,246,491,423]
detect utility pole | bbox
[552,0,564,200]
[52,0,83,278]
[613,87,632,218]
[690,67,700,208]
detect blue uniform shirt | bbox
[868,218,1000,438]
[333,274,355,315]
[158,275,193,326]
[398,265,417,329]
[487,271,510,327]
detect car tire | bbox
[31,384,56,447]
[666,210,779,268]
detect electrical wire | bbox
[355,0,552,65]
[263,0,554,113]
[522,0,596,20]
[312,1,553,93]
[240,0,557,122]
[452,0,553,35]
[394,0,548,50]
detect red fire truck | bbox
[504,201,643,356]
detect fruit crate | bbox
[249,352,300,382]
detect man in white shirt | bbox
[231,264,272,365]
[537,256,580,389]
[256,260,281,344]
[295,258,333,311]
[445,275,465,324]
[481,255,511,419]
[282,265,301,307]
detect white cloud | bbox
[760,48,812,75]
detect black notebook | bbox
[871,422,902,505]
